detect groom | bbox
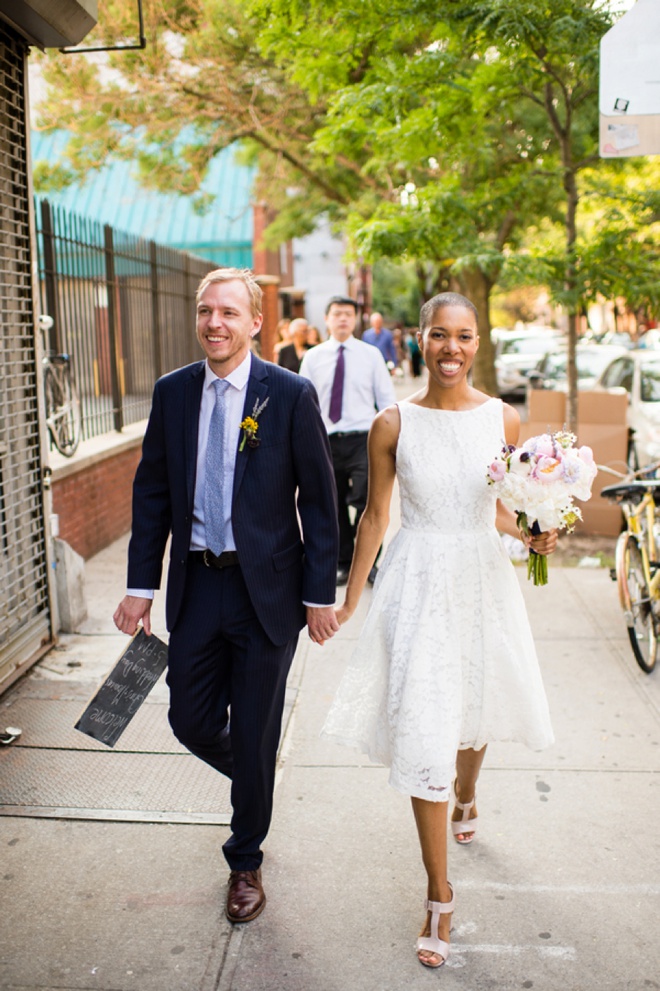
[113,268,339,923]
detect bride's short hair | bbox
[419,293,478,332]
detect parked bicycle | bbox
[39,314,81,457]
[601,460,660,674]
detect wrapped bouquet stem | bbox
[487,430,598,586]
[517,516,547,586]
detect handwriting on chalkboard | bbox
[75,629,168,747]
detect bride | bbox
[322,292,557,968]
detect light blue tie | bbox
[204,378,231,556]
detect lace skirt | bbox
[322,527,554,801]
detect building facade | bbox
[0,1,97,690]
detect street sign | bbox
[600,0,660,157]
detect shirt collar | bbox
[328,334,356,351]
[204,351,252,392]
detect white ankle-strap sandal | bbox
[415,884,455,968]
[451,781,478,844]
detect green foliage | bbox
[372,258,423,325]
[32,0,657,346]
[503,158,660,315]
[32,160,77,192]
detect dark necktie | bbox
[204,378,231,556]
[329,345,345,423]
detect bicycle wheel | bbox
[44,364,81,456]
[616,531,657,673]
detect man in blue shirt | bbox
[362,311,397,367]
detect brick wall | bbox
[51,442,142,560]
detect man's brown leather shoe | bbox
[226,869,266,923]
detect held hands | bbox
[308,600,356,644]
[113,595,153,637]
[306,605,340,646]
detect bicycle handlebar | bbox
[597,460,660,481]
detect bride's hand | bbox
[528,528,558,556]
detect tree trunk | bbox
[564,167,579,433]
[457,267,498,395]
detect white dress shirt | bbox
[298,335,395,433]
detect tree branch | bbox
[496,209,517,250]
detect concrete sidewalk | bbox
[2,533,660,989]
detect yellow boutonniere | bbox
[239,397,269,450]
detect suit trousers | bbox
[329,431,369,568]
[166,557,298,871]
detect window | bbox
[601,358,633,392]
[640,363,660,402]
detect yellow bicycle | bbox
[601,462,660,674]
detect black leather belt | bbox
[330,430,368,439]
[191,550,239,570]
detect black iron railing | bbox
[35,198,214,442]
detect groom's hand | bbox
[306,605,340,645]
[113,595,153,637]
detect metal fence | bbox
[35,198,215,442]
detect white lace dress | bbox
[322,398,554,802]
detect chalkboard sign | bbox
[75,629,168,748]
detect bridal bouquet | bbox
[487,430,598,585]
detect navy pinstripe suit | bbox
[126,355,338,869]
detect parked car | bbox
[493,327,564,399]
[527,344,628,393]
[592,350,660,467]
[597,330,635,350]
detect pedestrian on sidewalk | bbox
[277,317,310,373]
[299,296,395,587]
[322,291,557,969]
[362,310,398,367]
[113,267,339,925]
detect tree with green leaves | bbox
[256,0,655,423]
[252,0,571,392]
[34,0,365,212]
[34,0,563,392]
[34,0,658,420]
[437,0,624,426]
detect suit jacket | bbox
[127,355,339,645]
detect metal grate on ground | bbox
[0,679,232,825]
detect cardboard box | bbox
[526,389,566,425]
[520,390,628,536]
[577,390,629,426]
[526,389,629,427]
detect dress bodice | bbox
[396,398,505,534]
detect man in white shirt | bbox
[299,295,395,585]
